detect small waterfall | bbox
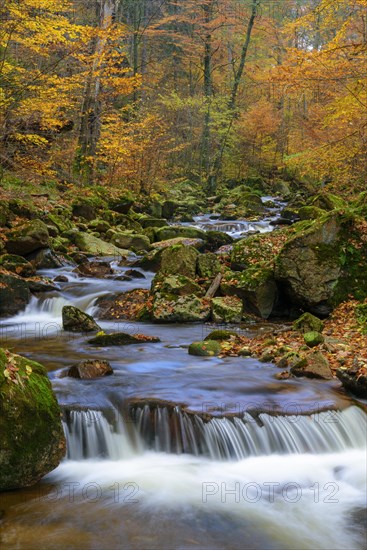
[62,405,367,461]
[62,409,141,460]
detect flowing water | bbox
[0,205,366,550]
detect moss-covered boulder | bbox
[87,219,111,234]
[0,254,35,277]
[5,220,50,256]
[188,340,221,357]
[0,349,66,490]
[152,294,210,323]
[113,214,143,232]
[211,296,243,323]
[204,330,237,341]
[154,225,206,242]
[62,306,101,332]
[304,331,324,348]
[159,244,199,279]
[46,213,74,234]
[0,272,31,317]
[152,237,205,251]
[293,312,324,333]
[197,253,221,279]
[220,268,277,319]
[231,234,276,271]
[72,200,97,221]
[205,230,234,252]
[88,332,160,346]
[140,217,169,229]
[308,192,346,211]
[152,274,203,296]
[298,206,326,221]
[72,232,129,257]
[274,212,367,315]
[110,231,150,252]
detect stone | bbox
[140,217,169,229]
[197,253,221,279]
[188,340,221,357]
[125,269,146,279]
[72,201,96,220]
[220,268,277,319]
[152,237,205,251]
[152,294,211,323]
[290,351,333,379]
[75,261,114,278]
[97,289,151,321]
[152,274,203,297]
[336,363,367,398]
[73,232,129,257]
[62,306,101,332]
[205,231,234,252]
[275,212,367,313]
[88,332,160,346]
[110,232,151,252]
[211,296,243,323]
[26,248,65,269]
[0,348,65,490]
[65,360,113,379]
[159,244,199,279]
[304,331,325,347]
[5,219,49,256]
[155,225,206,242]
[0,254,35,277]
[0,273,31,317]
[46,213,74,234]
[293,312,324,333]
[204,330,237,341]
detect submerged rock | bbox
[65,360,113,379]
[62,306,101,332]
[0,348,66,490]
[88,332,161,346]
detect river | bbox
[0,203,366,549]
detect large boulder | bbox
[5,220,49,255]
[152,274,203,297]
[72,232,129,257]
[110,231,150,252]
[290,351,333,379]
[152,237,205,251]
[197,253,221,279]
[152,294,210,323]
[220,268,277,319]
[155,226,206,242]
[274,212,367,315]
[62,306,101,332]
[88,332,160,346]
[159,244,199,279]
[293,312,324,333]
[0,349,66,490]
[211,296,243,323]
[0,254,35,277]
[0,272,31,317]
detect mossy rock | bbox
[73,232,130,257]
[231,234,276,270]
[5,219,50,256]
[140,217,169,229]
[0,348,66,490]
[275,211,367,314]
[62,306,101,333]
[0,272,31,317]
[152,294,210,323]
[205,230,233,252]
[151,274,203,297]
[298,206,326,221]
[0,254,35,277]
[113,215,143,232]
[290,351,332,379]
[46,213,74,234]
[155,226,206,242]
[197,253,221,279]
[304,331,324,348]
[87,219,111,234]
[88,332,160,346]
[188,340,221,357]
[110,232,151,252]
[159,244,199,279]
[204,330,237,341]
[7,199,39,219]
[152,237,205,251]
[220,268,277,319]
[293,313,324,333]
[308,193,346,211]
[211,296,243,323]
